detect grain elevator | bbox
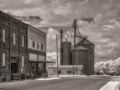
[59,19,94,75]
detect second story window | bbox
[22,36,25,47]
[32,40,35,49]
[37,42,39,50]
[41,43,43,51]
[39,42,41,51]
[13,33,16,45]
[2,29,5,43]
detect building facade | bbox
[47,65,83,76]
[0,11,47,82]
[27,25,47,78]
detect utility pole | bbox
[73,19,77,49]
[73,19,78,75]
[56,34,59,77]
[72,19,77,76]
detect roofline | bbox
[0,10,27,25]
[0,10,45,35]
[28,24,46,35]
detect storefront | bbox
[29,60,54,78]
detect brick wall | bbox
[0,11,28,81]
[0,10,47,81]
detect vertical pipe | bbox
[9,17,11,80]
[60,30,63,65]
[19,22,21,76]
[56,35,59,77]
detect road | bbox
[2,77,110,90]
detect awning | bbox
[29,60,55,63]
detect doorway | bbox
[11,63,18,73]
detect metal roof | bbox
[73,46,88,50]
[47,65,83,68]
[29,60,55,63]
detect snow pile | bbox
[95,57,120,75]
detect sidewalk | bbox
[0,77,61,88]
[99,77,120,90]
[99,81,120,90]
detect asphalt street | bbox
[1,77,110,90]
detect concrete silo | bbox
[72,46,90,75]
[75,38,95,75]
[61,42,72,65]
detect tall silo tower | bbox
[61,42,72,65]
[72,46,90,75]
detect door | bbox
[11,63,18,73]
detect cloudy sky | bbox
[1,0,120,62]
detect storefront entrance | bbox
[11,57,20,80]
[29,62,45,78]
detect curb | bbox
[0,77,61,88]
[35,77,61,80]
[0,80,33,88]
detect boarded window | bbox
[38,55,45,61]
[22,56,24,67]
[22,36,25,47]
[13,33,16,45]
[2,29,5,43]
[29,53,37,61]
[2,53,5,67]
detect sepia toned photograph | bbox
[0,0,120,90]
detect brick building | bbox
[28,25,47,78]
[0,11,47,81]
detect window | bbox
[67,71,71,74]
[13,33,16,45]
[22,56,24,67]
[39,42,41,50]
[73,71,75,74]
[32,40,35,48]
[29,38,33,48]
[41,43,43,51]
[37,42,39,50]
[22,36,24,47]
[21,68,23,72]
[58,71,61,74]
[2,29,5,43]
[67,71,69,74]
[2,53,5,67]
[35,40,37,49]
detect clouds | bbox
[46,28,59,52]
[47,52,60,65]
[1,0,91,25]
[1,0,120,62]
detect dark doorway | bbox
[11,63,18,73]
